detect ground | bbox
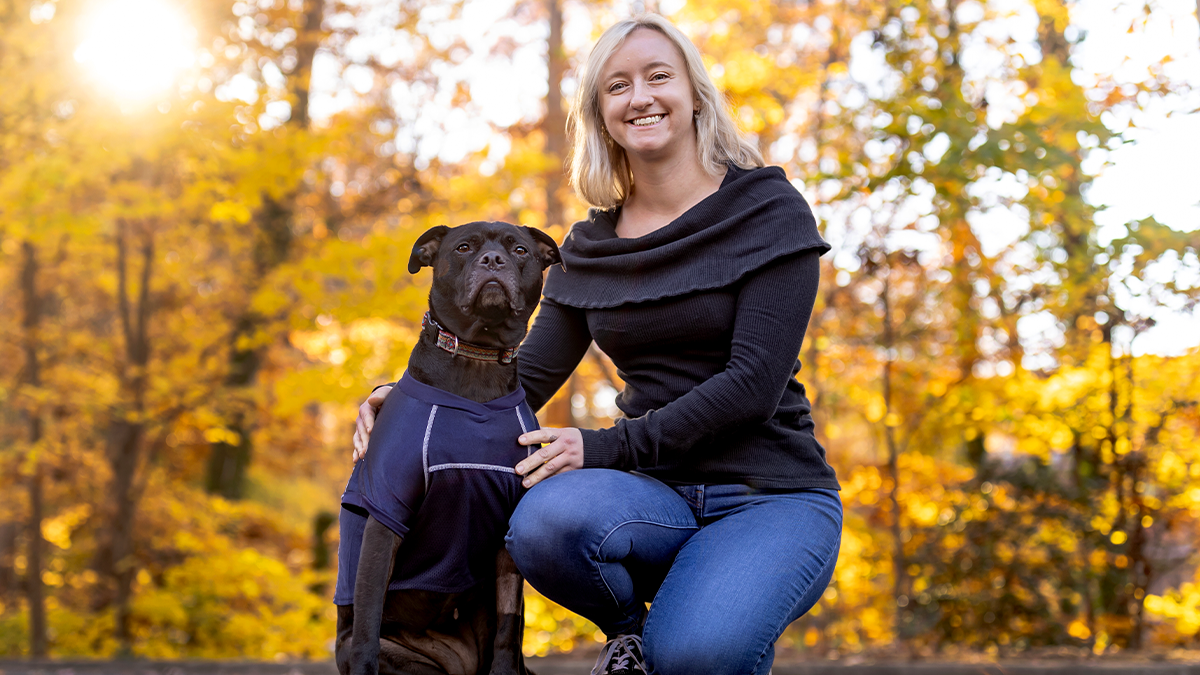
[3,658,1200,675]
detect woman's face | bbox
[598,28,699,164]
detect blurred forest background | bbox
[2,0,1200,662]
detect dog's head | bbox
[408,221,561,347]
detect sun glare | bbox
[74,0,196,100]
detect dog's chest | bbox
[334,377,538,603]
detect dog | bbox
[334,221,561,675]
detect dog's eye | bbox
[514,246,528,255]
[456,243,471,253]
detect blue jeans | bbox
[506,469,842,675]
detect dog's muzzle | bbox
[458,256,524,314]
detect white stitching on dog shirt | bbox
[428,463,517,474]
[514,406,532,457]
[422,405,438,491]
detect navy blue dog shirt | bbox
[334,373,537,604]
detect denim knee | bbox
[505,478,594,573]
[644,624,764,675]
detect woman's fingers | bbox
[514,429,562,474]
[514,439,560,476]
[365,386,391,434]
[351,385,393,463]
[521,456,563,489]
[515,427,584,488]
[357,406,368,435]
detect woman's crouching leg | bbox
[642,488,843,675]
[505,469,697,637]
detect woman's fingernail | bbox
[523,480,531,488]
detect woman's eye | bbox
[651,72,669,81]
[456,243,471,253]
[609,82,626,93]
[514,246,528,255]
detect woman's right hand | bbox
[353,385,393,462]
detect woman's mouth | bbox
[629,114,664,127]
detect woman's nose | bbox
[630,81,653,109]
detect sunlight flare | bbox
[73,0,196,100]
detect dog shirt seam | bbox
[421,404,438,491]
[514,406,532,457]
[428,463,517,474]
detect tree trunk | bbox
[205,409,252,499]
[107,419,143,654]
[543,0,566,230]
[206,3,320,496]
[881,268,906,648]
[292,0,326,127]
[21,240,47,658]
[0,522,17,599]
[98,224,154,655]
[1124,353,1149,649]
[534,0,577,430]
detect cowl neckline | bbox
[542,164,830,309]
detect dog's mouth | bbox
[478,281,507,304]
[459,273,524,316]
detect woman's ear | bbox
[524,227,563,269]
[408,226,450,273]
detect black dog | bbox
[335,221,560,675]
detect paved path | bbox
[3,659,1200,675]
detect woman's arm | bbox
[520,250,822,484]
[582,250,821,470]
[582,250,820,469]
[516,297,593,413]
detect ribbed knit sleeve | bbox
[578,250,820,471]
[516,297,593,414]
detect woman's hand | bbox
[515,427,584,488]
[352,385,393,462]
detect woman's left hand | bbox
[515,427,584,489]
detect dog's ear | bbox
[524,227,562,269]
[408,226,450,274]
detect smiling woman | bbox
[73,0,196,99]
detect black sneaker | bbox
[590,634,648,675]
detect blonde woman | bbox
[354,14,841,675]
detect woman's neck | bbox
[617,154,724,238]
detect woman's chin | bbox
[624,139,679,162]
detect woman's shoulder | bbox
[719,163,806,202]
[543,163,828,309]
[569,164,805,237]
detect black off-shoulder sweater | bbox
[517,165,840,490]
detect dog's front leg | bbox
[350,515,403,675]
[489,547,531,675]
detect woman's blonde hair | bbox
[567,13,764,209]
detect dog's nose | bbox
[478,251,507,270]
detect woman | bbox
[353,14,841,675]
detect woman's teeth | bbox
[632,115,663,126]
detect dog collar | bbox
[422,312,518,364]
